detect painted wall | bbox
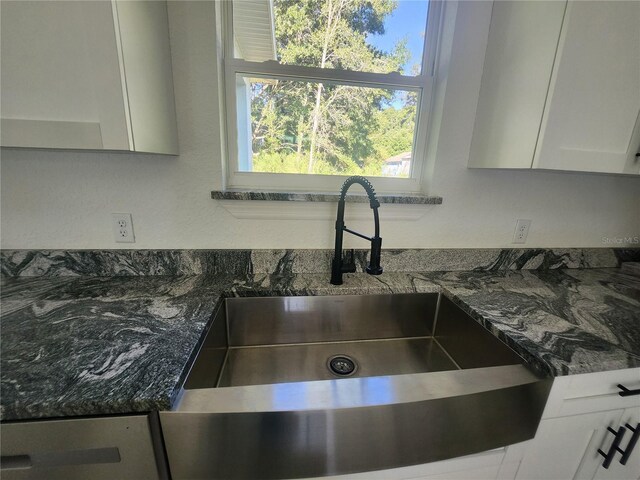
[1,1,638,250]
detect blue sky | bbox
[367,0,429,75]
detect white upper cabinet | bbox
[534,1,640,175]
[0,1,178,155]
[469,1,566,169]
[469,1,640,175]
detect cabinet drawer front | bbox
[0,415,160,480]
[543,368,640,418]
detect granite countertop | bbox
[1,268,639,421]
[210,190,443,204]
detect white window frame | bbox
[222,1,443,194]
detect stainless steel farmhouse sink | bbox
[160,293,552,480]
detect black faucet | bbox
[330,176,383,285]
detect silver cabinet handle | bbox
[0,447,120,470]
[0,455,31,470]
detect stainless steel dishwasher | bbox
[1,414,167,480]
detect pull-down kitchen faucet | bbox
[330,176,383,285]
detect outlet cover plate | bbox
[512,219,531,244]
[112,213,135,243]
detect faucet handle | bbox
[366,237,383,275]
[342,249,356,273]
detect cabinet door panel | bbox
[468,0,566,169]
[623,112,640,175]
[305,448,506,480]
[113,0,178,154]
[0,0,125,150]
[516,410,624,480]
[533,1,640,174]
[0,0,177,154]
[415,464,500,480]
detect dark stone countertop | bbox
[1,268,639,421]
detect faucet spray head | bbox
[340,176,379,209]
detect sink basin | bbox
[160,293,551,480]
[185,293,526,387]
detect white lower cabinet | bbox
[517,407,640,480]
[517,368,640,480]
[516,409,626,479]
[307,446,512,480]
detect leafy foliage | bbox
[250,0,417,177]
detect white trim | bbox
[227,171,423,194]
[215,1,231,189]
[411,0,443,181]
[227,60,427,89]
[225,57,240,186]
[266,0,277,60]
[111,0,134,151]
[0,118,103,150]
[222,0,443,194]
[223,0,234,61]
[423,1,444,77]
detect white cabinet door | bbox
[305,447,508,480]
[0,0,178,154]
[0,1,120,150]
[533,1,640,174]
[468,0,566,169]
[516,409,625,480]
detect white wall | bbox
[1,1,639,250]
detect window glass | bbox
[236,75,418,178]
[233,0,430,76]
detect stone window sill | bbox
[211,190,443,205]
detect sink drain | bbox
[327,355,358,377]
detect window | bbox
[223,0,442,193]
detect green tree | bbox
[370,91,417,160]
[252,0,414,176]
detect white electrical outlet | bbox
[512,219,531,244]
[112,213,135,243]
